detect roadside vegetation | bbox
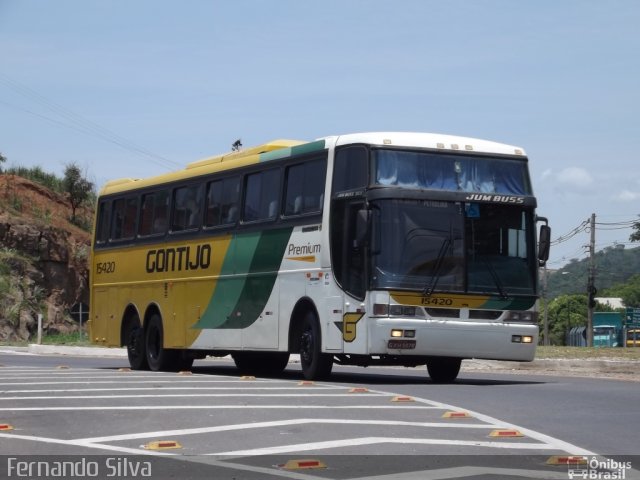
[0,156,94,343]
[0,247,44,330]
[536,346,640,360]
[1,161,95,232]
[0,331,90,347]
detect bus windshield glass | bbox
[371,199,536,296]
[374,149,531,194]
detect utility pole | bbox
[586,213,596,347]
[542,265,549,346]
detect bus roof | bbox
[329,132,526,157]
[98,132,526,196]
[99,139,308,196]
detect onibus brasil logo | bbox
[567,457,633,479]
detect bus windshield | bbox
[370,199,536,296]
[374,149,531,195]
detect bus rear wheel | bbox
[299,311,333,380]
[125,318,148,371]
[426,357,461,384]
[145,314,187,372]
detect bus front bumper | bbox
[369,318,538,362]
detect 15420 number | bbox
[421,297,453,306]
[96,262,116,274]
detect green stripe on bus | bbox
[290,139,325,156]
[260,148,292,162]
[194,228,293,330]
[259,140,325,163]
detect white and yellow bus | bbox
[90,132,550,382]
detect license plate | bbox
[387,339,416,350]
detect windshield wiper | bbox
[481,258,508,299]
[423,237,451,296]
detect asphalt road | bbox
[0,350,638,480]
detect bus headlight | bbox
[512,335,534,343]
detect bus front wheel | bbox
[426,357,461,384]
[299,312,333,380]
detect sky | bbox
[1,0,639,269]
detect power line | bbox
[0,73,181,171]
[596,220,637,226]
[550,219,589,246]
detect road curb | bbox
[28,344,127,357]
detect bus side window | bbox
[205,176,239,227]
[111,197,138,241]
[333,146,368,194]
[284,159,327,216]
[139,190,169,236]
[243,169,280,222]
[95,201,110,244]
[153,190,170,234]
[172,184,203,232]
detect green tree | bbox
[63,163,94,223]
[602,274,640,308]
[631,218,640,242]
[542,294,587,345]
[0,152,6,172]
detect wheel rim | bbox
[128,328,142,358]
[300,329,313,365]
[148,327,160,361]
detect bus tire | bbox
[427,357,461,384]
[145,314,178,372]
[299,311,333,380]
[232,352,290,375]
[126,323,149,370]
[125,319,149,371]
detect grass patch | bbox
[41,331,91,346]
[0,331,91,347]
[536,346,640,360]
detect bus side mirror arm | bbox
[536,216,551,266]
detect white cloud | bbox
[555,167,594,188]
[613,190,640,202]
[540,168,553,180]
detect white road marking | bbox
[372,388,595,456]
[211,436,557,457]
[0,431,174,457]
[0,404,438,412]
[76,418,508,444]
[0,393,381,400]
[0,365,596,462]
[0,379,287,386]
[2,386,342,393]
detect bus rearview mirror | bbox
[538,224,551,265]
